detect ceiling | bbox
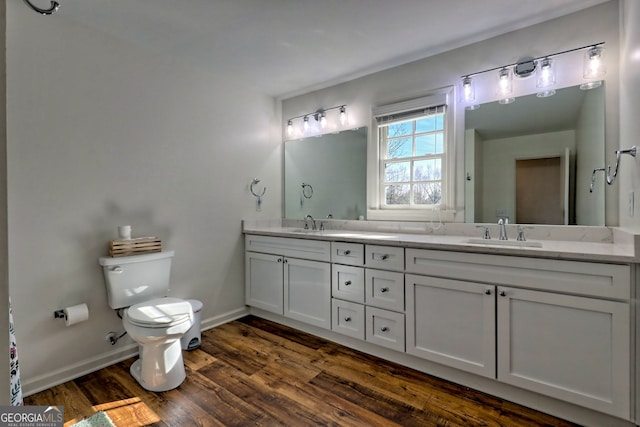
[53,0,610,98]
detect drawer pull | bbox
[500,290,507,297]
[344,280,352,286]
[380,326,389,332]
[343,250,351,255]
[485,289,492,295]
[380,287,389,293]
[381,254,389,260]
[344,316,351,322]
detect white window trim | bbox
[367,87,456,222]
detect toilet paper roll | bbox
[64,303,89,326]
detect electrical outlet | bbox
[629,191,634,217]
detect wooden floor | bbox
[26,316,580,427]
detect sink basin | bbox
[465,238,542,248]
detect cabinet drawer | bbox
[406,248,630,300]
[331,242,364,266]
[365,245,404,271]
[365,269,404,312]
[365,306,405,352]
[332,265,365,303]
[332,299,365,340]
[245,234,330,262]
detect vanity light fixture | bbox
[497,67,515,104]
[581,45,605,90]
[460,42,605,105]
[285,105,347,138]
[535,57,556,98]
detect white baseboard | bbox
[22,306,250,397]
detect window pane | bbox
[386,137,412,159]
[385,161,410,182]
[416,114,444,133]
[387,122,412,137]
[414,159,441,180]
[416,134,444,155]
[414,182,442,205]
[385,184,410,205]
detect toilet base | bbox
[130,339,186,392]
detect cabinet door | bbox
[245,252,283,315]
[405,274,496,378]
[284,258,331,329]
[497,287,630,418]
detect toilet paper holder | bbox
[53,309,66,319]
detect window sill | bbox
[367,208,456,222]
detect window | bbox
[379,106,445,207]
[369,89,454,221]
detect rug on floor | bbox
[71,411,116,427]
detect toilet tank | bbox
[98,250,175,309]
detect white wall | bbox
[619,0,640,228]
[6,1,281,393]
[282,1,620,225]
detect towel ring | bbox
[250,178,266,198]
[23,0,60,15]
[301,183,313,199]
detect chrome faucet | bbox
[498,218,508,240]
[304,214,317,231]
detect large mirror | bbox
[284,128,367,220]
[464,84,605,226]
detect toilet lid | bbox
[127,297,193,327]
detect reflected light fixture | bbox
[287,120,293,136]
[581,45,605,90]
[303,116,309,131]
[536,57,556,98]
[339,106,347,125]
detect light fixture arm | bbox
[606,146,637,185]
[23,0,60,15]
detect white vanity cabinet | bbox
[245,235,331,329]
[405,248,632,418]
[331,242,406,351]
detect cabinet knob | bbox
[485,289,492,295]
[344,280,352,286]
[343,250,351,255]
[344,316,351,322]
[283,259,288,264]
[500,290,506,297]
[277,258,282,263]
[380,287,389,293]
[381,254,389,260]
[380,326,389,332]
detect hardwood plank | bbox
[25,316,581,427]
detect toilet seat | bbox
[127,297,193,328]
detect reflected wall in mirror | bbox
[465,84,605,226]
[284,128,367,220]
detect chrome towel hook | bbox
[23,0,60,15]
[606,146,636,185]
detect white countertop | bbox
[243,219,640,263]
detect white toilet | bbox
[98,250,194,392]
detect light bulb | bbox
[462,76,475,103]
[536,58,556,97]
[497,68,514,104]
[320,112,327,128]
